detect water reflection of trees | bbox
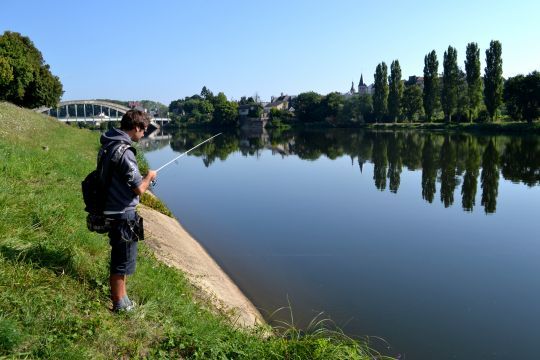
[166,129,540,214]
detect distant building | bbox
[238,104,252,117]
[358,74,371,95]
[350,81,356,95]
[343,74,374,97]
[406,76,424,88]
[238,104,261,118]
[264,93,295,114]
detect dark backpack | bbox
[82,141,135,233]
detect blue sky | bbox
[2,0,539,105]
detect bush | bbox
[477,109,491,123]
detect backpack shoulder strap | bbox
[98,141,135,187]
[110,143,136,165]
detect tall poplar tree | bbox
[373,62,388,123]
[484,40,503,121]
[441,46,459,122]
[423,50,439,122]
[388,60,403,122]
[465,42,482,122]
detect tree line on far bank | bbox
[293,41,539,126]
[0,31,63,108]
[167,40,538,129]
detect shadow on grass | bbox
[0,242,75,276]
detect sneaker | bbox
[113,296,136,313]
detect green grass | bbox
[0,102,388,359]
[364,120,540,133]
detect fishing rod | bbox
[151,132,222,186]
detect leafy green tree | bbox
[465,42,483,122]
[294,91,324,122]
[483,40,503,121]
[388,60,403,122]
[358,94,374,122]
[169,95,214,125]
[322,91,344,119]
[212,92,238,126]
[23,64,63,109]
[441,46,459,122]
[200,86,214,103]
[401,85,423,121]
[373,62,388,122]
[0,31,63,108]
[337,96,360,123]
[423,50,439,122]
[239,96,256,105]
[454,70,470,122]
[0,56,14,87]
[503,71,540,123]
[169,99,185,115]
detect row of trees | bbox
[416,41,502,123]
[289,40,538,125]
[370,41,504,123]
[371,40,539,123]
[0,31,63,108]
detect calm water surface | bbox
[142,129,540,360]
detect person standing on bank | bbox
[98,110,157,312]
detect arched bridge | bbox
[34,99,170,128]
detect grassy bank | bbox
[363,120,540,133]
[0,102,386,359]
[253,118,540,134]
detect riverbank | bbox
[0,101,380,359]
[363,120,540,133]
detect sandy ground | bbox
[137,204,264,328]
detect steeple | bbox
[350,81,356,94]
[359,74,365,87]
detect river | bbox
[142,128,540,359]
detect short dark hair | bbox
[120,110,150,130]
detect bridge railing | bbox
[35,100,170,124]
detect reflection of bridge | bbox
[34,99,170,128]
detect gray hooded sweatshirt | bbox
[99,128,143,214]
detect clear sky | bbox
[2,0,539,105]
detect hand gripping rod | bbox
[151,133,222,186]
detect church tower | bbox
[350,81,356,94]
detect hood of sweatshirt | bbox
[100,128,133,147]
